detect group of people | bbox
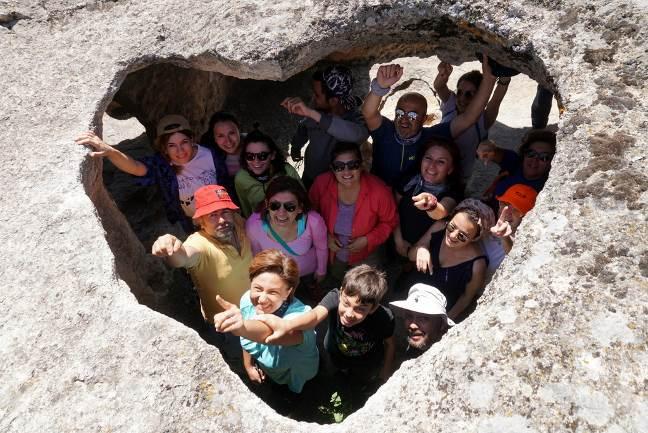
[75,54,556,394]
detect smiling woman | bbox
[234,129,302,217]
[403,198,496,322]
[309,141,398,287]
[75,114,228,233]
[212,249,319,394]
[245,176,328,296]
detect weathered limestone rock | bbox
[0,1,646,432]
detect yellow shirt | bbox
[184,230,252,323]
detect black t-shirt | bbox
[319,289,395,360]
[397,180,462,244]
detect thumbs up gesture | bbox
[212,295,243,334]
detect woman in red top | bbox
[309,141,398,286]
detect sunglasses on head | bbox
[457,89,475,98]
[268,200,298,212]
[331,159,362,172]
[524,150,553,162]
[395,109,419,122]
[245,151,271,161]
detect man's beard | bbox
[407,335,431,352]
[212,224,235,243]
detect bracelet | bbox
[497,77,511,86]
[370,78,391,96]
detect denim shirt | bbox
[136,146,228,233]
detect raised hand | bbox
[436,62,453,83]
[412,192,438,211]
[151,234,183,257]
[280,97,313,118]
[376,64,404,88]
[75,131,114,157]
[213,295,244,334]
[481,53,495,81]
[491,205,514,238]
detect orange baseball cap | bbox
[192,185,239,219]
[496,184,538,215]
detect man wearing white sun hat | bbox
[390,283,455,357]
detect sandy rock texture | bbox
[1,0,646,432]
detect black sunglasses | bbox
[268,201,298,212]
[331,159,362,172]
[245,151,271,161]
[524,150,553,162]
[395,109,419,121]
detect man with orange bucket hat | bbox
[152,185,252,354]
[480,184,538,282]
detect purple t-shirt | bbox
[334,201,355,263]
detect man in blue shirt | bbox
[361,55,497,186]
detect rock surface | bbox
[0,1,646,432]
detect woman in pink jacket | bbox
[309,141,398,286]
[245,176,328,300]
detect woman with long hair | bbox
[393,138,463,258]
[234,129,301,217]
[200,111,244,201]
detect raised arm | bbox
[484,77,511,128]
[446,257,486,320]
[412,193,457,220]
[75,131,148,176]
[362,64,403,131]
[151,234,201,269]
[213,296,305,346]
[433,62,454,102]
[321,112,369,142]
[256,305,329,344]
[449,54,497,139]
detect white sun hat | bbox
[390,283,455,326]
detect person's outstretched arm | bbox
[362,64,403,131]
[484,77,511,129]
[255,305,329,344]
[449,55,497,138]
[433,62,453,103]
[75,131,148,176]
[213,296,304,346]
[151,234,201,269]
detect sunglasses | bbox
[331,159,362,172]
[268,201,298,212]
[456,89,475,98]
[395,109,419,122]
[524,150,553,162]
[245,151,271,161]
[446,221,472,243]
